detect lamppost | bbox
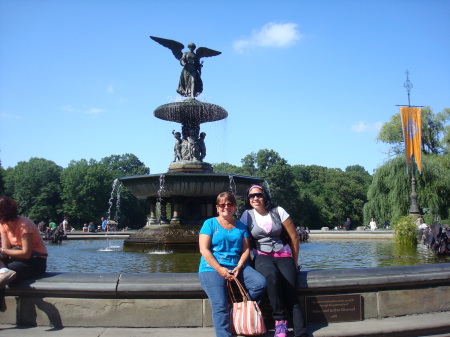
[396,70,423,218]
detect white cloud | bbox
[61,105,77,113]
[61,105,104,115]
[233,22,302,53]
[0,112,22,120]
[85,108,104,115]
[106,84,114,94]
[351,121,383,133]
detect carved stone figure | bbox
[150,36,221,98]
[197,132,206,161]
[172,130,182,162]
[172,129,207,162]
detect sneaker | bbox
[274,320,288,337]
[0,269,16,288]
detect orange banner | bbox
[399,107,422,173]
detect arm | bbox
[0,231,9,250]
[199,233,234,280]
[282,216,300,271]
[231,237,250,277]
[2,233,33,259]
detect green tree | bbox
[0,158,5,195]
[60,154,150,228]
[212,163,246,175]
[60,159,108,226]
[363,156,450,225]
[292,165,371,228]
[4,158,62,222]
[345,164,370,175]
[99,153,149,176]
[240,152,258,176]
[377,107,450,156]
[100,154,150,228]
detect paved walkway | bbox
[0,311,449,337]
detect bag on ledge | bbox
[227,276,266,336]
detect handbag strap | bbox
[227,276,249,304]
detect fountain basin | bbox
[120,173,262,199]
[120,173,264,246]
[154,99,227,124]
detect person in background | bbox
[61,217,69,233]
[48,219,57,231]
[369,218,377,231]
[240,185,309,337]
[0,196,48,290]
[82,224,89,232]
[101,217,108,231]
[199,192,266,337]
[37,221,46,233]
[88,222,96,232]
[416,216,424,228]
[343,218,352,231]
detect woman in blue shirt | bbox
[199,192,266,337]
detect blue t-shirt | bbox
[198,217,249,273]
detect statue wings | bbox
[150,36,221,60]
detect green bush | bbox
[392,216,418,246]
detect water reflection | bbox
[45,239,449,274]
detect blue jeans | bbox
[199,266,266,337]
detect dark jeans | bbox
[254,254,306,336]
[7,257,47,283]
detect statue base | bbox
[123,225,200,251]
[168,161,213,173]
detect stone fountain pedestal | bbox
[120,99,263,250]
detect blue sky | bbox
[1,0,449,175]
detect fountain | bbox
[120,36,263,249]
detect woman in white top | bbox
[240,185,308,337]
[369,218,377,231]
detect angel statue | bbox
[150,36,221,98]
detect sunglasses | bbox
[218,203,235,208]
[248,193,264,199]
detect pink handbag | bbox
[228,276,267,336]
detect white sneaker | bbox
[0,269,16,288]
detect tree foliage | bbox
[1,154,150,228]
[0,158,5,196]
[218,149,372,229]
[377,107,450,156]
[3,158,62,222]
[60,154,150,227]
[363,155,450,226]
[292,165,372,227]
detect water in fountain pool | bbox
[44,239,449,274]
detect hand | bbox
[231,264,243,278]
[218,267,234,280]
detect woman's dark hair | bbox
[244,185,276,211]
[0,196,19,222]
[216,192,236,206]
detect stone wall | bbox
[2,263,449,327]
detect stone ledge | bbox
[6,263,450,298]
[3,264,450,328]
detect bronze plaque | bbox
[305,294,362,324]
